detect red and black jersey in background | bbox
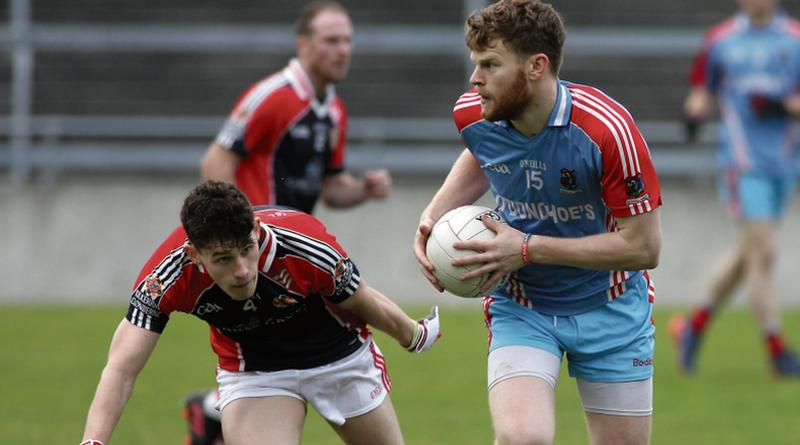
[214,59,347,213]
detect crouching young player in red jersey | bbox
[78,181,440,445]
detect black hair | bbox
[180,181,255,251]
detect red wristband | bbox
[521,233,533,264]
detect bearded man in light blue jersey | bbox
[414,1,663,444]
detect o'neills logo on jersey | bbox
[370,384,383,400]
[144,275,163,299]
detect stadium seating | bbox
[0,0,745,178]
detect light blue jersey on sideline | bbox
[694,11,800,175]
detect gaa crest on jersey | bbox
[625,174,646,197]
[481,162,511,174]
[143,274,164,299]
[333,258,354,296]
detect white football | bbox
[425,205,507,298]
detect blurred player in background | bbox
[193,2,392,442]
[200,0,391,214]
[671,0,800,377]
[78,181,440,445]
[413,1,662,444]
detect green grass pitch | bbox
[2,305,799,444]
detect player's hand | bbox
[682,88,711,143]
[406,306,441,353]
[749,94,787,117]
[413,215,445,292]
[451,214,526,291]
[364,169,391,199]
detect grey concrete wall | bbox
[2,176,799,308]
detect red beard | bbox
[482,69,531,122]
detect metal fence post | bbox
[9,0,33,186]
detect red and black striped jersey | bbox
[126,208,367,372]
[214,58,347,213]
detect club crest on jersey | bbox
[143,274,163,299]
[333,258,354,296]
[272,294,299,308]
[559,168,582,194]
[625,174,646,197]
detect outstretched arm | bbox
[682,86,714,143]
[81,319,160,444]
[320,169,392,208]
[337,282,440,353]
[683,86,713,122]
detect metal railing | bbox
[1,0,709,182]
[0,114,718,178]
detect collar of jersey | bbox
[257,221,277,274]
[495,79,571,142]
[737,9,788,33]
[284,58,337,117]
[547,80,572,127]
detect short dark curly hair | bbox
[465,0,565,74]
[180,181,254,251]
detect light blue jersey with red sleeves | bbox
[453,81,662,316]
[690,11,800,175]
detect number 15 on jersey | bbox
[526,169,544,190]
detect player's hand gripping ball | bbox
[425,205,508,298]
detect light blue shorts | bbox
[485,274,655,383]
[719,170,796,221]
